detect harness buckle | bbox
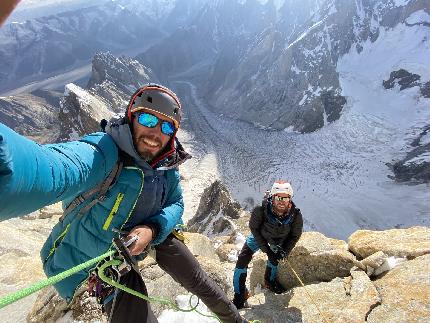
[112,236,140,275]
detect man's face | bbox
[272,193,291,215]
[132,109,175,161]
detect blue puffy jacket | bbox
[0,123,185,301]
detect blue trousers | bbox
[232,235,278,295]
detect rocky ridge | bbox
[0,90,62,144]
[0,51,157,143]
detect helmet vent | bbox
[147,96,152,103]
[174,107,179,114]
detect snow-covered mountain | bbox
[141,0,429,134]
[0,0,428,237]
[4,0,109,24]
[0,0,212,93]
[169,5,429,240]
[0,1,164,92]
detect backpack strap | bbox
[59,161,123,222]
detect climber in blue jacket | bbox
[0,84,244,323]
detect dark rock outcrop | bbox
[389,125,430,184]
[420,81,430,98]
[382,69,421,90]
[187,180,242,236]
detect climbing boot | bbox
[232,288,249,309]
[264,279,286,294]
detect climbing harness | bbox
[96,236,222,322]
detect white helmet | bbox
[270,180,293,197]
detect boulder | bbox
[28,286,105,323]
[216,243,239,262]
[348,226,430,259]
[367,254,430,323]
[182,232,219,260]
[250,232,362,292]
[245,271,380,323]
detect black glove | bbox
[275,250,287,261]
[266,250,279,265]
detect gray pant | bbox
[105,234,242,323]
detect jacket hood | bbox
[104,117,191,171]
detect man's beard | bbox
[134,135,164,162]
[273,204,289,217]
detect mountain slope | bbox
[0,1,163,92]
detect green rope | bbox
[98,259,222,322]
[0,252,257,323]
[0,250,115,309]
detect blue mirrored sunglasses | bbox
[137,112,176,136]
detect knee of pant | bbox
[178,268,206,290]
[246,236,259,252]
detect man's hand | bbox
[126,225,154,256]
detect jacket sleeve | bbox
[282,208,303,255]
[0,124,118,220]
[249,206,270,253]
[145,169,183,245]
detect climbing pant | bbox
[233,235,279,295]
[104,234,241,323]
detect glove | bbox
[275,251,286,261]
[266,250,279,265]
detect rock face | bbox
[390,124,430,184]
[383,69,421,90]
[141,0,428,133]
[58,83,114,141]
[182,232,219,261]
[14,216,430,323]
[367,254,430,323]
[249,232,361,291]
[187,180,243,236]
[1,51,158,143]
[87,52,158,113]
[0,90,61,143]
[348,226,430,259]
[247,270,380,323]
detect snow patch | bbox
[227,249,238,262]
[286,17,327,50]
[406,10,430,25]
[373,256,407,276]
[158,294,218,323]
[404,152,430,166]
[420,132,430,145]
[337,22,430,124]
[392,0,410,8]
[234,233,246,247]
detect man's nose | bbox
[148,122,163,134]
